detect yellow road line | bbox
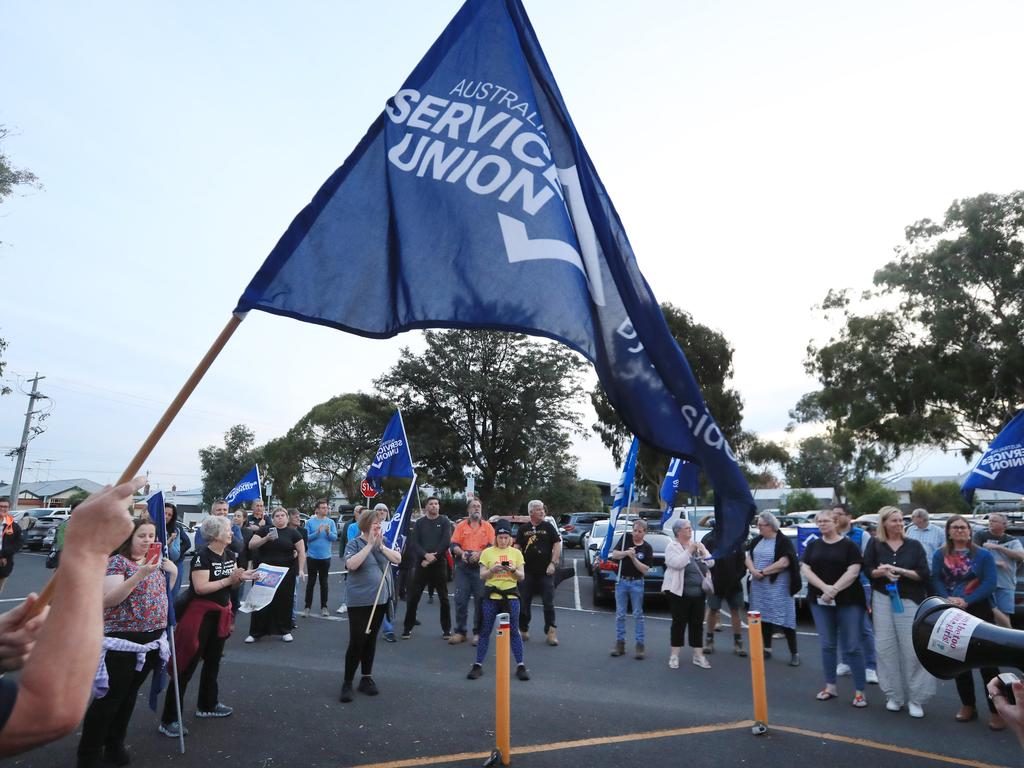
[770,724,1009,768]
[343,721,753,768]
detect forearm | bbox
[832,565,861,593]
[382,546,403,565]
[801,565,830,593]
[103,574,143,608]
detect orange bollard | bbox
[746,610,769,735]
[495,612,511,765]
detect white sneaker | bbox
[836,663,852,676]
[336,604,347,615]
[866,668,879,684]
[908,702,924,718]
[668,655,679,669]
[300,608,310,618]
[244,635,256,644]
[885,699,901,712]
[282,633,294,642]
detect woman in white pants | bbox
[862,506,934,717]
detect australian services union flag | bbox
[233,0,755,557]
[962,410,1024,501]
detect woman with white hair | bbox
[663,518,714,669]
[745,511,801,666]
[862,506,933,717]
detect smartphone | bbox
[499,555,510,572]
[997,672,1020,705]
[146,542,162,562]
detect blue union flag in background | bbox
[234,0,755,555]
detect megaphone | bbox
[913,596,1024,679]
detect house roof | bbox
[16,478,105,498]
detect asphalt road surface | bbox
[2,549,1019,768]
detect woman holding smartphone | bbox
[245,507,306,643]
[77,518,176,768]
[467,520,529,682]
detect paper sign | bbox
[238,564,290,614]
[927,608,982,662]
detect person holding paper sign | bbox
[245,508,306,643]
[339,509,402,703]
[931,514,1001,729]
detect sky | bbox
[2,1,1022,496]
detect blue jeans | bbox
[453,562,485,635]
[382,615,393,636]
[615,578,645,645]
[810,601,866,689]
[843,583,876,670]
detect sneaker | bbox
[244,635,256,644]
[281,633,294,642]
[852,693,868,708]
[703,633,715,654]
[449,633,466,645]
[471,633,479,646]
[384,632,397,643]
[196,703,234,718]
[866,668,879,685]
[836,663,852,676]
[520,629,530,641]
[320,607,330,617]
[442,632,452,640]
[516,664,530,681]
[401,630,412,639]
[357,676,379,696]
[467,663,483,680]
[158,721,188,738]
[337,604,347,615]
[668,655,679,670]
[788,654,801,667]
[339,682,353,703]
[545,628,559,646]
[908,702,924,718]
[414,619,422,626]
[301,607,310,618]
[734,639,747,657]
[692,655,711,669]
[886,699,901,712]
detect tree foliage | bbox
[590,303,746,495]
[376,330,586,510]
[797,192,1024,470]
[846,479,899,518]
[910,479,970,516]
[199,425,259,506]
[528,472,604,517]
[0,126,40,208]
[780,489,820,514]
[784,435,847,490]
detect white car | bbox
[582,518,637,574]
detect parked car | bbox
[1003,522,1024,627]
[13,508,54,531]
[558,512,607,548]
[21,509,71,551]
[591,529,671,607]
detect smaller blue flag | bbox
[382,480,417,552]
[146,491,172,710]
[660,458,700,527]
[601,438,640,560]
[962,411,1024,502]
[225,465,262,507]
[366,411,415,481]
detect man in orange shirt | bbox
[449,498,494,645]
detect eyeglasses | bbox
[949,525,970,531]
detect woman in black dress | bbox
[244,507,306,643]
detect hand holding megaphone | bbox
[912,596,1024,679]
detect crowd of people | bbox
[1,487,1024,763]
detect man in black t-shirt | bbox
[608,519,653,659]
[515,500,562,645]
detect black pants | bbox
[162,613,226,723]
[403,562,451,634]
[519,573,556,632]
[78,638,162,761]
[669,593,705,647]
[345,604,386,683]
[955,602,998,713]
[249,566,296,637]
[305,557,331,609]
[762,621,798,654]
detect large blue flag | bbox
[601,438,639,560]
[225,465,262,507]
[660,458,700,527]
[365,411,415,489]
[233,0,755,556]
[962,411,1024,502]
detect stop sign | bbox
[360,479,378,499]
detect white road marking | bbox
[572,558,581,611]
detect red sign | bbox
[360,479,378,499]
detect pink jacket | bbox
[661,539,712,597]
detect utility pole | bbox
[8,373,46,508]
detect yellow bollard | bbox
[746,610,769,735]
[495,611,511,765]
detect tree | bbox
[528,472,603,517]
[590,303,746,496]
[784,435,847,490]
[846,479,899,518]
[0,126,41,207]
[910,479,970,516]
[779,489,820,514]
[375,330,586,510]
[199,425,258,506]
[798,192,1024,470]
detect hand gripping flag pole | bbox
[26,314,246,619]
[366,479,417,633]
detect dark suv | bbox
[558,512,607,549]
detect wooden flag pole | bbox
[27,314,246,617]
[365,476,417,634]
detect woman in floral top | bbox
[77,517,176,768]
[931,514,1000,730]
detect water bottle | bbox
[886,582,904,613]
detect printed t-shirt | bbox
[613,532,654,579]
[515,520,560,574]
[103,554,169,633]
[480,546,524,597]
[189,546,237,607]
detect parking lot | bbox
[2,549,1020,768]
